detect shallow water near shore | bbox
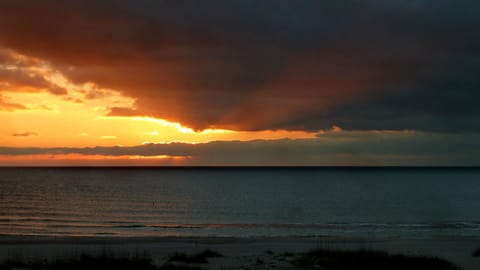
[1,167,480,238]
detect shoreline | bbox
[1,235,479,269]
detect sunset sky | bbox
[0,1,479,166]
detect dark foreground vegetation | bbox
[0,253,156,270]
[0,248,461,270]
[168,249,223,264]
[293,249,460,270]
[0,252,202,270]
[473,248,480,257]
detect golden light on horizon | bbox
[0,153,191,166]
[0,89,316,148]
[0,48,317,156]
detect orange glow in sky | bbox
[0,48,317,164]
[0,154,190,166]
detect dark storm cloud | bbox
[1,132,479,166]
[0,1,479,131]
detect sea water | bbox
[1,167,479,238]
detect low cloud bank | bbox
[1,131,479,166]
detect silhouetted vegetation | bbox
[293,248,460,270]
[0,251,208,270]
[168,249,223,264]
[168,252,190,263]
[473,248,480,257]
[0,248,461,270]
[264,250,274,255]
[0,248,223,270]
[280,252,295,257]
[157,264,202,270]
[0,252,155,270]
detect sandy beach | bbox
[1,236,479,269]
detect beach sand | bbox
[0,236,479,269]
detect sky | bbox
[0,0,479,166]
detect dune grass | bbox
[293,248,460,270]
[473,248,480,257]
[0,252,155,270]
[158,264,202,270]
[168,249,223,264]
[0,248,462,270]
[0,252,202,270]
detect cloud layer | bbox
[12,132,38,137]
[0,1,479,132]
[0,94,27,111]
[1,131,479,166]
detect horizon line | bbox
[0,166,479,169]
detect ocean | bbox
[1,167,479,238]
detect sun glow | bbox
[0,154,190,166]
[0,48,317,166]
[106,116,235,135]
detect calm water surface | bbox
[0,168,479,238]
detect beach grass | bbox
[168,249,223,264]
[293,248,460,270]
[158,264,202,270]
[0,247,462,270]
[0,251,204,270]
[0,252,156,270]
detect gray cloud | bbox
[1,131,479,166]
[0,1,479,131]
